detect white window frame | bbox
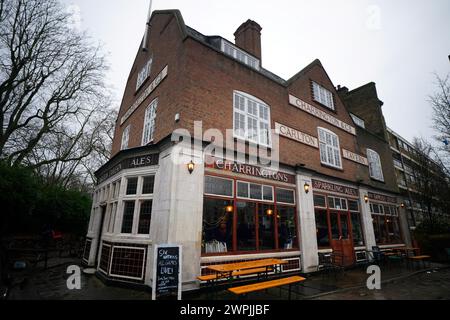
[142,98,158,146]
[350,113,365,128]
[121,125,130,150]
[136,58,153,91]
[221,40,260,70]
[204,175,234,198]
[367,149,384,182]
[233,91,272,147]
[275,187,296,205]
[312,81,335,110]
[318,127,342,169]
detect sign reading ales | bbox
[206,156,295,184]
[97,153,159,184]
[312,179,359,197]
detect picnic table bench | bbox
[228,275,306,300]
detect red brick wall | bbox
[111,11,396,190]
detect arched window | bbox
[317,127,342,169]
[367,149,384,181]
[233,91,271,146]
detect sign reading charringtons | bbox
[120,65,169,125]
[288,94,356,135]
[275,122,319,149]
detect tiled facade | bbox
[84,10,414,291]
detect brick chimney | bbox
[234,20,262,61]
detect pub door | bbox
[329,211,355,266]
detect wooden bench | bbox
[198,267,271,282]
[228,275,306,300]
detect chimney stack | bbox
[234,20,262,61]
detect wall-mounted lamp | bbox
[266,209,273,216]
[187,160,195,174]
[400,203,405,208]
[364,195,369,203]
[225,205,234,213]
[304,182,310,194]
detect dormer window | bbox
[136,58,153,91]
[312,81,335,110]
[221,40,260,71]
[350,113,365,128]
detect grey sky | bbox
[64,0,450,144]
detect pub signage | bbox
[97,154,159,184]
[288,94,356,135]
[275,122,319,149]
[312,179,359,197]
[342,149,369,166]
[206,157,296,184]
[120,65,169,125]
[152,244,182,300]
[368,192,397,204]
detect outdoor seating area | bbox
[197,258,307,299]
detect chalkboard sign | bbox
[152,244,182,300]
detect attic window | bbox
[312,81,335,110]
[350,113,365,129]
[136,58,153,91]
[221,40,260,71]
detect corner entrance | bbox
[329,211,355,266]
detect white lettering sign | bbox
[342,149,369,166]
[288,95,356,135]
[121,65,169,125]
[275,122,319,149]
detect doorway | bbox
[329,211,355,266]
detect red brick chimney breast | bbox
[234,20,262,62]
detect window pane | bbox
[202,198,233,254]
[204,176,233,197]
[351,212,364,246]
[236,202,256,251]
[250,183,262,200]
[341,214,349,239]
[142,176,155,194]
[263,185,273,201]
[330,213,339,240]
[258,204,276,250]
[277,188,295,204]
[315,209,330,247]
[121,201,135,234]
[126,178,138,195]
[137,200,152,234]
[328,196,335,209]
[278,206,298,249]
[348,200,359,212]
[237,181,249,198]
[314,194,326,207]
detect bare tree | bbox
[412,138,450,228]
[0,0,115,188]
[430,73,450,167]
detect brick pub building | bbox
[83,10,411,291]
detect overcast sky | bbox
[64,0,450,144]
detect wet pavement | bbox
[6,257,450,300]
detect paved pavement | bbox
[5,257,450,300]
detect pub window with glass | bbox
[314,194,365,248]
[370,203,402,244]
[202,175,298,255]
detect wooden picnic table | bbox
[206,258,288,281]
